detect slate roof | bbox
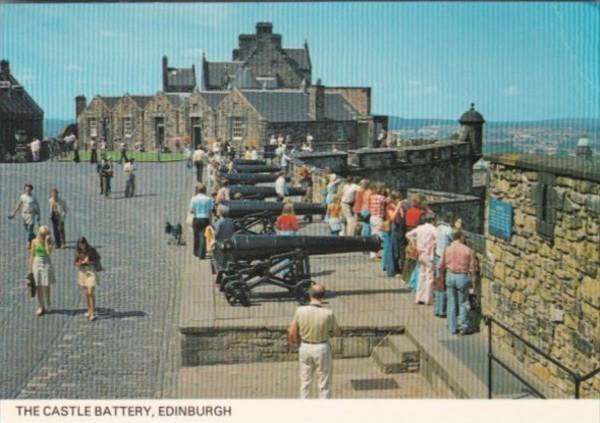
[166,67,196,92]
[239,90,358,123]
[99,96,121,110]
[231,67,261,89]
[201,92,228,109]
[284,48,310,71]
[205,62,243,89]
[0,71,43,118]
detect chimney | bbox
[256,22,273,35]
[308,78,324,121]
[162,56,169,92]
[0,60,9,76]
[75,95,87,118]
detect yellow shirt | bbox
[291,304,342,343]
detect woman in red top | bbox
[404,193,426,231]
[275,202,299,235]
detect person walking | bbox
[100,158,114,197]
[367,183,387,259]
[402,194,428,281]
[189,184,213,260]
[123,159,136,198]
[118,140,128,164]
[89,139,98,164]
[30,138,41,162]
[406,213,437,305]
[72,137,80,163]
[48,188,67,249]
[439,231,476,335]
[9,183,41,248]
[192,146,206,183]
[288,283,342,399]
[433,212,455,318]
[74,237,102,321]
[383,191,403,277]
[28,226,56,316]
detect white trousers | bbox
[341,203,355,235]
[299,342,333,399]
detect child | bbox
[326,194,343,236]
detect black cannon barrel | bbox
[232,164,281,173]
[220,235,381,261]
[229,185,305,199]
[219,172,278,185]
[233,159,267,165]
[220,200,326,218]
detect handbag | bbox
[25,272,36,297]
[185,212,194,227]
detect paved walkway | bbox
[0,161,194,398]
[179,220,529,398]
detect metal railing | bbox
[484,315,600,399]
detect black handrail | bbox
[484,315,600,399]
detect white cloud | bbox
[502,85,520,97]
[65,64,82,72]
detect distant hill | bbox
[43,118,72,138]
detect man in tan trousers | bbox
[288,283,342,399]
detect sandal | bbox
[88,314,96,321]
[36,308,44,316]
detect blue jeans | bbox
[433,255,446,316]
[446,272,470,333]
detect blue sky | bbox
[1,2,598,121]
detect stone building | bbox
[482,154,600,397]
[75,22,386,151]
[202,22,311,91]
[0,60,44,159]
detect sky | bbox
[1,2,598,121]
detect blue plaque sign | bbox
[488,198,513,241]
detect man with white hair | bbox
[340,176,359,235]
[288,283,342,399]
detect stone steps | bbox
[371,336,420,374]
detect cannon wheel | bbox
[295,279,314,304]
[224,280,251,307]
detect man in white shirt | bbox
[275,172,289,202]
[9,183,40,245]
[340,176,359,235]
[123,159,136,198]
[250,147,259,160]
[406,214,438,305]
[192,147,206,183]
[269,134,278,146]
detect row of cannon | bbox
[211,159,380,306]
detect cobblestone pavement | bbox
[0,161,194,398]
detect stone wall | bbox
[325,87,371,116]
[268,121,356,151]
[181,328,402,366]
[77,96,110,148]
[216,89,267,151]
[482,161,600,398]
[111,96,144,150]
[346,142,475,196]
[407,188,483,233]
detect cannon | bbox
[233,159,267,165]
[219,200,325,234]
[219,172,278,185]
[232,164,281,173]
[229,185,305,200]
[213,235,381,306]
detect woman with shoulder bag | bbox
[29,225,56,316]
[74,237,102,321]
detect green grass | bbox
[56,151,187,162]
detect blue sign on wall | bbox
[488,198,513,241]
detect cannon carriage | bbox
[212,235,381,306]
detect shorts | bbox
[78,266,98,289]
